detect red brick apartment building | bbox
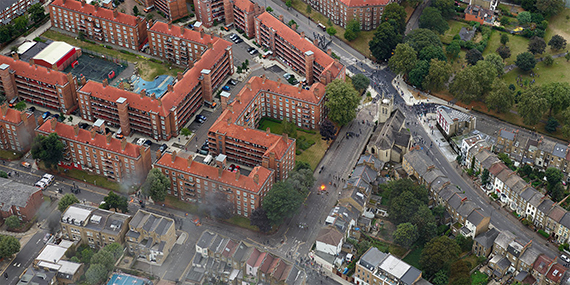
[308,0,394,31]
[193,0,225,28]
[154,151,274,217]
[77,39,233,141]
[0,178,43,222]
[148,21,222,66]
[0,55,79,114]
[49,0,148,51]
[224,0,264,38]
[143,0,188,21]
[0,0,42,25]
[37,118,152,184]
[254,12,345,85]
[208,76,298,181]
[0,104,36,153]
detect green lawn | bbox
[402,245,423,269]
[65,168,123,192]
[440,20,470,44]
[471,271,488,285]
[225,215,259,231]
[483,31,530,66]
[258,118,328,171]
[42,30,183,81]
[503,56,570,87]
[545,8,570,42]
[0,149,24,160]
[165,196,199,214]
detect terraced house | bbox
[126,210,177,265]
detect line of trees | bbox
[0,3,46,44]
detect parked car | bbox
[21,162,31,168]
[228,164,236,172]
[27,106,36,112]
[159,144,168,153]
[249,49,258,55]
[197,115,207,120]
[136,138,146,145]
[222,86,230,91]
[42,112,51,119]
[143,139,152,146]
[228,79,238,86]
[195,117,205,123]
[230,33,238,39]
[562,255,570,263]
[78,123,90,129]
[201,144,209,151]
[284,73,293,80]
[204,101,217,109]
[247,47,255,52]
[35,181,47,190]
[188,23,194,29]
[42,174,54,184]
[199,149,208,155]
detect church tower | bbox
[378,93,393,124]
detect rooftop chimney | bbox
[156,150,162,160]
[218,167,223,178]
[102,78,108,87]
[279,15,284,22]
[90,128,96,139]
[180,26,185,35]
[300,31,305,38]
[266,127,270,135]
[81,0,85,6]
[106,132,112,144]
[187,154,193,168]
[11,52,19,60]
[235,169,240,181]
[327,48,332,56]
[113,9,118,18]
[246,82,252,90]
[236,95,241,103]
[73,124,80,136]
[200,29,204,39]
[277,78,282,88]
[253,173,259,184]
[171,151,177,162]
[208,42,213,49]
[177,72,183,81]
[228,105,233,113]
[167,84,173,92]
[121,137,127,150]
[168,21,172,30]
[261,74,267,84]
[50,117,57,130]
[283,133,288,143]
[140,89,146,98]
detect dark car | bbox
[197,115,207,121]
[143,139,152,146]
[228,79,237,86]
[195,117,205,123]
[27,106,36,112]
[159,144,168,153]
[228,164,236,172]
[201,144,209,151]
[222,86,230,91]
[78,123,90,129]
[247,47,255,52]
[42,111,51,119]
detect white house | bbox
[315,227,343,256]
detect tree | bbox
[262,181,303,225]
[404,28,442,53]
[142,168,170,202]
[450,61,496,103]
[250,208,272,232]
[549,34,567,50]
[285,0,292,9]
[346,18,361,38]
[544,54,554,66]
[481,169,490,185]
[500,33,510,45]
[80,247,94,264]
[528,36,546,54]
[351,73,370,91]
[133,5,139,16]
[327,18,332,26]
[484,53,505,76]
[0,235,20,259]
[103,243,123,260]
[0,171,7,178]
[515,52,537,72]
[546,117,559,133]
[563,109,570,137]
[517,86,548,125]
[31,133,64,169]
[91,249,115,270]
[295,161,311,171]
[424,59,451,91]
[325,79,360,126]
[393,223,418,248]
[0,24,14,43]
[281,120,297,138]
[449,260,471,285]
[58,193,79,212]
[381,3,407,33]
[287,19,297,27]
[85,264,108,285]
[13,15,28,31]
[542,82,570,115]
[420,236,461,277]
[446,40,461,59]
[408,60,430,89]
[498,153,514,170]
[411,204,437,244]
[100,191,129,213]
[431,0,455,19]
[517,11,532,25]
[419,7,449,34]
[419,45,446,62]
[486,78,514,113]
[566,52,570,62]
[455,234,474,252]
[388,43,418,75]
[180,127,191,137]
[5,216,20,230]
[551,182,565,202]
[326,27,337,38]
[432,270,449,285]
[536,0,564,17]
[546,167,564,190]
[306,3,312,14]
[344,29,357,41]
[266,6,273,12]
[389,191,423,224]
[320,119,336,141]
[28,3,45,23]
[466,48,483,65]
[369,22,402,61]
[13,101,26,111]
[496,45,511,60]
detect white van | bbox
[42,174,54,184]
[35,181,47,190]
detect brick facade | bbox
[0,104,36,153]
[308,0,393,31]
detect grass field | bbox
[0,149,23,160]
[64,168,124,192]
[258,118,328,171]
[471,271,488,285]
[483,31,531,65]
[165,196,199,214]
[440,20,470,44]
[402,245,423,269]
[545,8,570,42]
[42,30,183,81]
[503,56,570,86]
[225,215,259,231]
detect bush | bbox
[538,229,549,238]
[296,136,315,150]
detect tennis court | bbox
[107,273,151,285]
[64,53,127,83]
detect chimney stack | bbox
[90,128,96,139]
[167,84,173,92]
[74,124,80,136]
[187,154,193,168]
[106,132,112,144]
[266,127,270,135]
[235,169,240,181]
[0,104,6,117]
[246,82,252,90]
[156,150,162,160]
[171,151,177,163]
[140,89,146,98]
[300,31,305,38]
[261,74,267,84]
[50,117,57,131]
[177,72,183,81]
[113,9,118,18]
[327,48,332,56]
[208,42,213,49]
[11,52,19,60]
[283,133,288,143]
[218,167,223,178]
[81,0,85,7]
[121,138,127,150]
[253,174,259,184]
[200,29,204,39]
[279,15,284,22]
[277,78,282,88]
[168,21,172,30]
[102,78,108,87]
[180,26,185,35]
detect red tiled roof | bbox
[533,254,554,275]
[0,107,26,124]
[234,0,255,12]
[254,252,267,267]
[222,239,238,258]
[488,162,508,176]
[0,55,69,86]
[339,0,392,7]
[546,263,566,282]
[246,248,261,267]
[256,12,343,79]
[149,21,226,46]
[79,81,168,116]
[50,0,139,26]
[37,118,143,158]
[156,152,273,193]
[259,254,275,273]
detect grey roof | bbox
[285,265,305,285]
[232,242,252,263]
[403,150,432,177]
[458,201,478,218]
[0,0,24,14]
[497,257,512,270]
[197,231,216,249]
[351,165,377,184]
[481,156,501,170]
[538,139,556,153]
[448,193,466,210]
[349,189,367,207]
[359,247,387,271]
[467,210,486,226]
[499,129,516,141]
[17,267,56,285]
[126,230,140,239]
[474,149,493,165]
[519,246,540,266]
[458,27,475,41]
[538,199,555,214]
[346,177,371,191]
[423,169,445,186]
[494,231,516,250]
[507,240,525,258]
[439,185,460,202]
[474,228,499,249]
[430,176,450,192]
[130,210,174,237]
[369,109,410,151]
[553,143,567,158]
[559,212,570,229]
[514,271,528,282]
[358,154,384,170]
[415,279,433,285]
[0,178,42,212]
[400,265,422,285]
[186,266,206,282]
[496,168,514,183]
[521,188,539,203]
[528,191,543,207]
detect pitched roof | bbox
[37,119,143,158]
[499,129,516,141]
[259,254,276,274]
[370,108,409,151]
[403,149,432,176]
[316,226,343,246]
[0,55,70,86]
[546,263,567,283]
[234,0,256,12]
[467,209,487,226]
[559,212,570,229]
[0,105,29,124]
[549,205,566,222]
[359,247,387,271]
[474,228,499,249]
[149,21,221,46]
[488,162,509,176]
[222,239,238,258]
[50,0,139,26]
[129,210,174,236]
[533,254,554,275]
[156,152,273,193]
[537,199,554,214]
[0,178,42,212]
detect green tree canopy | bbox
[484,53,505,76]
[536,0,564,17]
[432,270,449,285]
[411,204,437,244]
[393,223,418,248]
[424,59,451,91]
[351,73,370,91]
[14,101,26,111]
[465,48,483,65]
[496,45,511,60]
[420,236,461,277]
[517,11,532,25]
[100,191,129,213]
[419,45,446,62]
[142,168,171,202]
[262,181,303,225]
[28,3,45,23]
[381,3,407,33]
[388,43,418,75]
[250,208,272,232]
[449,260,471,285]
[180,127,191,137]
[344,29,357,41]
[103,243,123,260]
[419,7,449,34]
[528,36,546,54]
[455,234,474,252]
[5,215,20,230]
[542,82,570,115]
[326,26,337,38]
[0,235,21,259]
[85,264,109,285]
[369,22,402,61]
[431,0,456,19]
[31,133,64,169]
[325,79,360,126]
[517,86,549,125]
[486,78,514,113]
[450,61,497,103]
[548,34,567,50]
[515,52,537,72]
[546,167,564,190]
[13,15,28,31]
[500,33,510,45]
[91,250,115,270]
[58,193,80,212]
[446,40,461,59]
[404,28,443,53]
[408,60,430,89]
[346,18,361,37]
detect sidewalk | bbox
[418,113,458,162]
